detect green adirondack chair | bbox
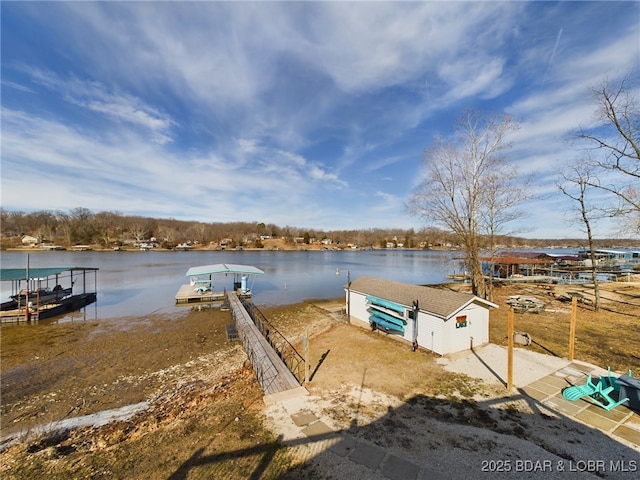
[563,371,630,411]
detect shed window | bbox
[456,315,467,328]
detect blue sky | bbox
[2,1,638,239]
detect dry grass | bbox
[1,281,638,479]
[487,281,640,374]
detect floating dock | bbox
[0,293,97,323]
[174,284,227,305]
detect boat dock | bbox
[226,291,306,402]
[1,266,98,323]
[0,293,97,323]
[174,285,227,305]
[175,263,264,306]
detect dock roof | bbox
[186,264,265,277]
[0,267,99,282]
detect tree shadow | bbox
[167,436,284,480]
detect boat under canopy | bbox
[1,266,99,322]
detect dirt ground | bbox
[1,281,639,479]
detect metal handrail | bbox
[241,299,306,384]
[230,297,279,393]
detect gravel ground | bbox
[439,343,571,388]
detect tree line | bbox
[0,207,450,249]
[1,206,635,252]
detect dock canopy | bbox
[1,267,99,281]
[186,264,265,277]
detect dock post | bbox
[25,254,31,322]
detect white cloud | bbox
[2,1,638,237]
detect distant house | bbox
[21,235,39,245]
[485,252,556,278]
[345,276,498,355]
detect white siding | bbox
[414,311,446,354]
[347,290,491,356]
[444,303,489,353]
[348,291,373,329]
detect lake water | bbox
[0,249,462,322]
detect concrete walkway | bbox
[269,357,639,479]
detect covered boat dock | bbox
[175,263,264,306]
[1,266,98,322]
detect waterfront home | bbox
[346,276,497,355]
[21,235,39,245]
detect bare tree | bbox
[127,216,153,243]
[55,211,73,245]
[69,207,95,244]
[575,77,640,234]
[94,211,122,248]
[408,110,522,298]
[558,159,603,311]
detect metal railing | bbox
[228,296,279,393]
[241,299,306,384]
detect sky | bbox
[1,1,639,240]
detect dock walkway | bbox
[226,292,306,402]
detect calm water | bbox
[0,249,461,321]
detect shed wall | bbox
[347,290,489,355]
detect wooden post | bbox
[25,254,31,322]
[303,332,309,384]
[569,296,577,361]
[347,271,351,325]
[507,307,514,390]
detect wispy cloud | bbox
[1,1,638,235]
[24,68,176,144]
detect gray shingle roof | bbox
[348,276,497,319]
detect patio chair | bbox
[597,367,633,393]
[563,373,629,411]
[562,374,599,401]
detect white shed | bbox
[345,276,498,355]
